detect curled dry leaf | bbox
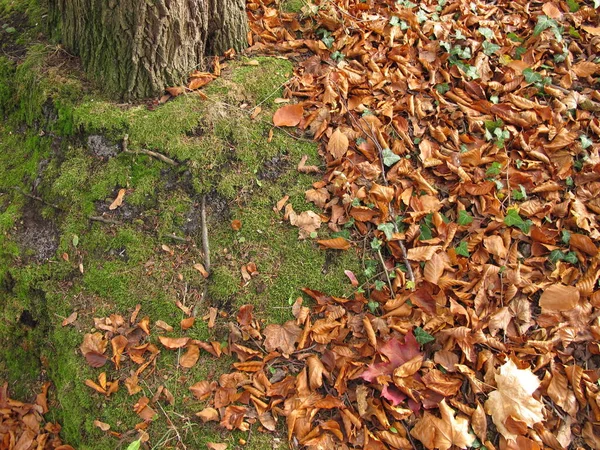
[193,263,209,278]
[93,420,110,432]
[206,443,228,450]
[61,311,77,327]
[411,399,475,450]
[196,407,220,423]
[289,210,322,239]
[181,317,195,330]
[272,104,304,127]
[297,154,320,173]
[180,344,200,368]
[231,219,242,231]
[317,237,351,250]
[108,188,126,210]
[158,336,190,349]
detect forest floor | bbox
[1,0,600,450]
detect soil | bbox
[18,201,59,262]
[0,11,30,59]
[87,135,120,158]
[95,200,142,222]
[257,154,290,181]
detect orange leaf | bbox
[570,233,598,256]
[327,128,349,159]
[407,245,442,261]
[539,284,580,312]
[61,311,78,327]
[231,219,242,231]
[193,263,209,278]
[181,317,195,330]
[179,344,199,368]
[572,62,598,78]
[111,335,129,369]
[109,188,126,210]
[158,336,190,349]
[273,104,304,127]
[423,252,444,285]
[188,74,215,90]
[196,407,220,423]
[190,380,215,400]
[93,420,110,431]
[165,86,185,97]
[317,237,351,250]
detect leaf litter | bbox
[51,0,600,448]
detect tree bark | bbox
[47,0,248,100]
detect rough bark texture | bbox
[47,0,248,100]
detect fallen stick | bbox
[122,134,179,166]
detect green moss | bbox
[229,57,293,107]
[281,0,305,13]
[208,265,240,301]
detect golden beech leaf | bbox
[206,444,227,450]
[196,407,219,423]
[539,284,579,312]
[181,317,195,330]
[306,355,325,390]
[572,62,598,78]
[111,335,129,370]
[423,251,444,285]
[273,104,304,127]
[189,380,215,400]
[179,344,199,368]
[411,399,475,450]
[484,360,544,441]
[569,233,598,256]
[158,336,190,349]
[263,321,302,356]
[109,188,126,210]
[327,128,349,160]
[93,420,110,431]
[547,368,578,417]
[317,237,351,250]
[407,245,442,261]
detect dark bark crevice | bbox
[46,0,248,100]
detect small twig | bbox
[401,420,418,450]
[13,187,63,210]
[122,134,179,166]
[89,215,122,225]
[376,248,394,294]
[200,196,211,274]
[163,233,188,243]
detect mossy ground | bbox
[0,5,363,448]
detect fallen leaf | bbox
[109,188,126,210]
[317,237,351,250]
[539,284,580,311]
[231,220,242,231]
[61,311,78,327]
[297,154,320,173]
[193,263,209,278]
[484,360,544,441]
[180,344,200,368]
[206,443,228,450]
[93,420,110,431]
[181,317,195,330]
[327,128,349,159]
[158,336,190,349]
[273,104,304,127]
[155,320,174,332]
[289,210,322,239]
[411,399,475,450]
[263,321,302,356]
[196,407,220,423]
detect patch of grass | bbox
[281,0,305,13]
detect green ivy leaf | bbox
[533,15,558,37]
[377,223,395,241]
[458,210,473,226]
[371,238,382,250]
[382,148,401,167]
[486,161,502,177]
[523,68,542,84]
[566,0,580,12]
[561,230,571,245]
[455,241,470,257]
[435,83,450,94]
[482,41,500,56]
[548,249,564,263]
[507,32,524,42]
[504,209,532,234]
[564,252,578,264]
[511,185,527,201]
[478,27,494,40]
[581,135,593,149]
[414,327,435,345]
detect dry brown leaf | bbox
[317,237,351,250]
[273,104,304,127]
[539,284,580,312]
[484,360,544,440]
[263,321,302,356]
[193,263,209,278]
[155,320,173,332]
[180,344,200,368]
[190,380,215,400]
[111,335,129,369]
[542,2,561,19]
[297,155,320,173]
[109,188,126,210]
[181,317,195,330]
[158,336,190,349]
[411,399,475,450]
[231,220,242,231]
[327,128,349,159]
[407,245,442,261]
[61,311,78,327]
[423,251,444,285]
[289,210,321,239]
[196,407,220,423]
[93,420,110,431]
[305,188,330,208]
[206,443,228,450]
[307,355,325,390]
[569,233,598,256]
[572,62,598,78]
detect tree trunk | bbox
[47,0,248,100]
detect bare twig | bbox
[163,233,188,243]
[13,187,63,210]
[200,196,211,274]
[89,215,122,225]
[122,134,179,166]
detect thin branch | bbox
[122,134,179,166]
[200,195,211,274]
